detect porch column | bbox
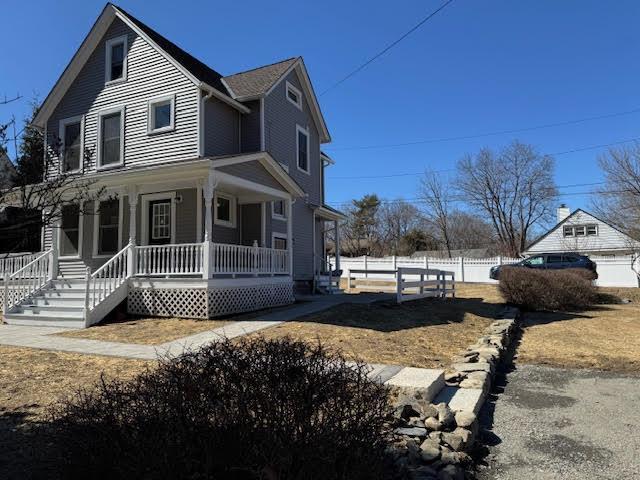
[287,197,293,276]
[49,211,59,280]
[334,219,341,272]
[202,169,216,279]
[128,186,138,245]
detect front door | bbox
[148,199,172,245]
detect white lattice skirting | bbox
[127,281,295,319]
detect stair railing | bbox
[3,249,53,313]
[85,243,133,315]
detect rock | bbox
[424,416,442,431]
[444,371,463,382]
[442,431,465,451]
[440,448,462,466]
[428,430,443,442]
[409,465,438,479]
[453,427,474,448]
[452,362,492,374]
[621,298,632,304]
[421,404,438,419]
[406,438,421,463]
[398,403,422,420]
[436,403,455,428]
[419,439,441,462]
[454,411,476,428]
[395,427,428,438]
[409,418,426,428]
[459,377,486,390]
[438,464,464,480]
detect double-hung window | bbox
[272,200,286,220]
[96,199,120,256]
[97,107,125,169]
[148,94,175,134]
[272,233,287,250]
[296,125,309,174]
[214,192,236,228]
[59,116,83,172]
[60,204,81,257]
[105,35,127,84]
[286,81,302,110]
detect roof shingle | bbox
[222,58,298,99]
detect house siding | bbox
[240,100,261,153]
[263,70,323,280]
[526,210,637,255]
[45,17,199,178]
[217,161,285,191]
[204,97,240,156]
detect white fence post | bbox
[459,257,465,283]
[396,267,403,304]
[3,273,8,314]
[498,256,503,265]
[392,255,397,271]
[364,255,368,278]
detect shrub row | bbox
[498,267,597,311]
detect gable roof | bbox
[222,58,298,99]
[33,3,248,127]
[33,4,331,144]
[525,208,639,252]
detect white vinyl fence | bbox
[331,255,640,288]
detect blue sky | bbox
[2,0,639,214]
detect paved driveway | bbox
[477,363,640,480]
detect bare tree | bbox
[419,170,455,257]
[447,211,496,252]
[378,199,424,256]
[456,141,558,257]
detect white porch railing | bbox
[86,243,132,310]
[0,252,41,278]
[211,242,288,276]
[3,249,53,312]
[135,243,204,276]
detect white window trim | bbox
[58,202,84,260]
[296,124,310,175]
[140,192,177,246]
[105,35,128,85]
[96,105,126,171]
[147,93,176,134]
[272,232,288,250]
[58,115,84,174]
[92,197,123,258]
[586,224,598,236]
[563,226,574,237]
[214,191,237,228]
[285,81,302,110]
[271,200,286,221]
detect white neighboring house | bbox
[524,205,640,258]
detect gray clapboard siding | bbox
[45,18,199,178]
[217,161,285,191]
[240,100,261,153]
[204,97,240,156]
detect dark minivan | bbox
[489,253,597,280]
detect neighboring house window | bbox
[60,204,81,257]
[272,200,286,220]
[215,192,236,228]
[286,81,302,110]
[97,107,125,169]
[563,224,598,237]
[296,125,309,174]
[148,94,175,134]
[272,233,287,250]
[105,35,127,83]
[59,116,83,172]
[96,199,119,255]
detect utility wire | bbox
[327,136,640,180]
[325,108,640,151]
[319,0,455,96]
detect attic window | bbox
[148,94,175,133]
[105,35,128,84]
[286,81,302,110]
[563,224,598,237]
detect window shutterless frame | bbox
[147,93,176,134]
[272,232,288,250]
[58,115,84,174]
[285,81,302,110]
[96,106,125,170]
[214,192,237,228]
[58,202,84,260]
[271,200,286,220]
[296,124,310,174]
[105,35,128,85]
[92,197,123,258]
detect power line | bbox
[325,108,640,151]
[326,136,640,180]
[319,0,455,96]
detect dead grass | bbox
[246,283,502,369]
[517,287,640,374]
[0,346,150,478]
[56,317,230,345]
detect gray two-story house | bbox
[1,3,344,328]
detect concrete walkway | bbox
[0,292,391,360]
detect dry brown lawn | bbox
[517,287,640,374]
[246,283,502,369]
[0,346,150,478]
[56,317,230,345]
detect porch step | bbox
[24,296,85,307]
[17,304,85,315]
[3,313,85,328]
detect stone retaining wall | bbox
[389,306,520,480]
